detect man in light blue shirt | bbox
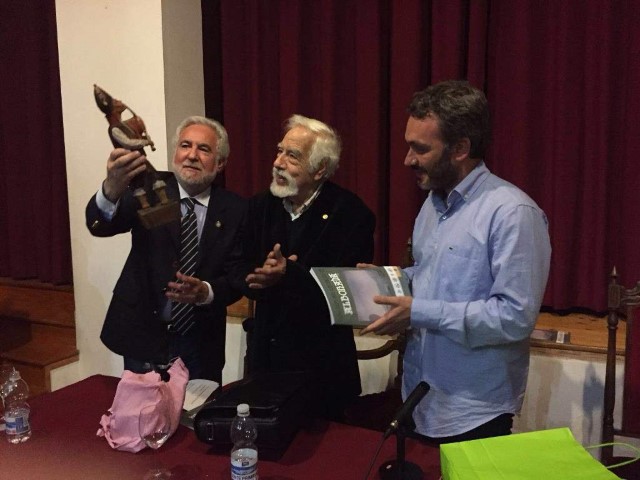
[362,80,551,443]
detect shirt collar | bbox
[177,183,211,208]
[433,161,489,212]
[283,183,324,220]
[451,161,489,201]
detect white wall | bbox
[161,0,205,145]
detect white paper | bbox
[183,379,219,411]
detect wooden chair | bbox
[342,329,406,431]
[226,296,255,378]
[601,267,640,471]
[342,238,413,431]
[355,330,406,388]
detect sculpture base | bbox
[138,200,180,229]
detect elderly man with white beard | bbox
[230,114,375,421]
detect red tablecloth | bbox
[0,375,441,479]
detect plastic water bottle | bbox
[230,403,258,480]
[1,362,16,433]
[3,370,31,443]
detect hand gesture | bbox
[103,148,147,202]
[246,243,298,289]
[165,272,208,304]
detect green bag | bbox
[440,427,620,480]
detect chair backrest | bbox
[601,267,640,465]
[342,329,406,431]
[227,296,254,321]
[354,329,406,390]
[226,297,255,379]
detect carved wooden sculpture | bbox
[93,84,179,228]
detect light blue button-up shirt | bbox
[403,162,551,437]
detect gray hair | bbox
[284,114,341,178]
[173,116,230,161]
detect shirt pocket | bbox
[438,234,485,299]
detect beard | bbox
[270,168,299,198]
[414,146,458,194]
[174,167,218,194]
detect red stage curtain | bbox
[205,0,491,270]
[486,0,640,309]
[0,1,72,284]
[204,0,640,313]
[3,1,637,306]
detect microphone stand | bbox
[379,423,424,480]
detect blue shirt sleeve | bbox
[95,186,119,221]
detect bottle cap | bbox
[237,403,250,415]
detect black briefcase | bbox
[193,370,313,460]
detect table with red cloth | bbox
[0,375,441,480]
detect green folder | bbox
[440,427,620,479]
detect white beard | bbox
[270,169,299,198]
[177,171,217,188]
[173,163,218,193]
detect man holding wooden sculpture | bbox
[86,106,245,383]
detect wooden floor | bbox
[533,312,624,355]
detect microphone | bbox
[383,381,430,439]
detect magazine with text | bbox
[310,266,411,327]
[530,328,571,344]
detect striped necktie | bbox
[169,197,199,334]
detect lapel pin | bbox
[215,220,222,228]
[322,214,329,220]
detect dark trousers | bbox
[410,413,514,445]
[123,329,204,380]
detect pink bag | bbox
[97,358,189,452]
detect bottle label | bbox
[5,411,30,435]
[231,448,258,480]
